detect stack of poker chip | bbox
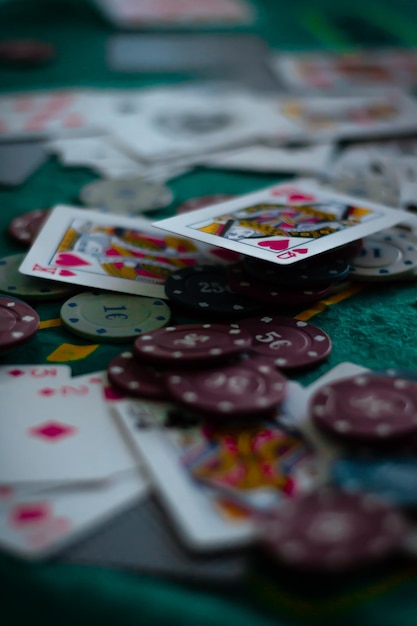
[164,243,358,316]
[106,317,332,415]
[250,369,417,573]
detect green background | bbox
[2,0,417,624]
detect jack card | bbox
[154,178,411,266]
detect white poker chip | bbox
[80,178,174,215]
[349,227,417,281]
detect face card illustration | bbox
[272,49,417,93]
[19,205,217,297]
[154,179,410,265]
[114,381,315,551]
[277,91,417,142]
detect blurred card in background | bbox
[92,0,255,29]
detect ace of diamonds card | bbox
[154,179,410,265]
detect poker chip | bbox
[239,316,332,370]
[349,228,417,281]
[257,488,408,572]
[107,351,169,399]
[0,253,77,301]
[164,265,261,317]
[7,209,50,246]
[310,374,417,441]
[176,194,234,215]
[0,295,39,352]
[243,255,350,288]
[228,264,334,306]
[61,291,170,342]
[0,39,54,65]
[165,357,287,418]
[331,457,417,507]
[133,323,252,366]
[80,178,174,215]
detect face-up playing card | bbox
[200,143,334,176]
[271,49,417,93]
[114,381,316,552]
[91,0,255,29]
[276,91,417,142]
[0,371,136,485]
[105,88,294,161]
[0,141,48,186]
[154,178,411,266]
[0,468,148,559]
[59,495,248,582]
[0,364,71,383]
[0,90,102,142]
[19,205,220,297]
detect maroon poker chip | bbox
[0,296,39,352]
[133,323,252,366]
[257,488,408,572]
[107,351,169,400]
[8,209,50,246]
[228,264,334,306]
[176,194,234,215]
[0,39,55,65]
[310,374,417,441]
[165,357,287,418]
[239,315,332,370]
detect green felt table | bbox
[2,0,417,624]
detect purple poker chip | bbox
[0,295,39,352]
[239,315,332,370]
[227,264,334,306]
[107,351,169,400]
[165,357,287,418]
[8,209,50,246]
[133,323,252,366]
[256,488,408,572]
[310,374,417,441]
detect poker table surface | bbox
[2,0,417,624]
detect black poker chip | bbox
[243,256,350,288]
[164,264,261,317]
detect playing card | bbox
[276,91,417,142]
[0,141,47,186]
[200,143,334,175]
[0,371,136,485]
[0,364,71,383]
[107,34,268,73]
[154,178,411,266]
[19,205,218,297]
[113,381,315,552]
[0,90,101,141]
[58,495,248,582]
[105,88,294,161]
[271,49,417,93]
[46,135,190,181]
[114,399,253,551]
[0,468,148,559]
[91,0,255,29]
